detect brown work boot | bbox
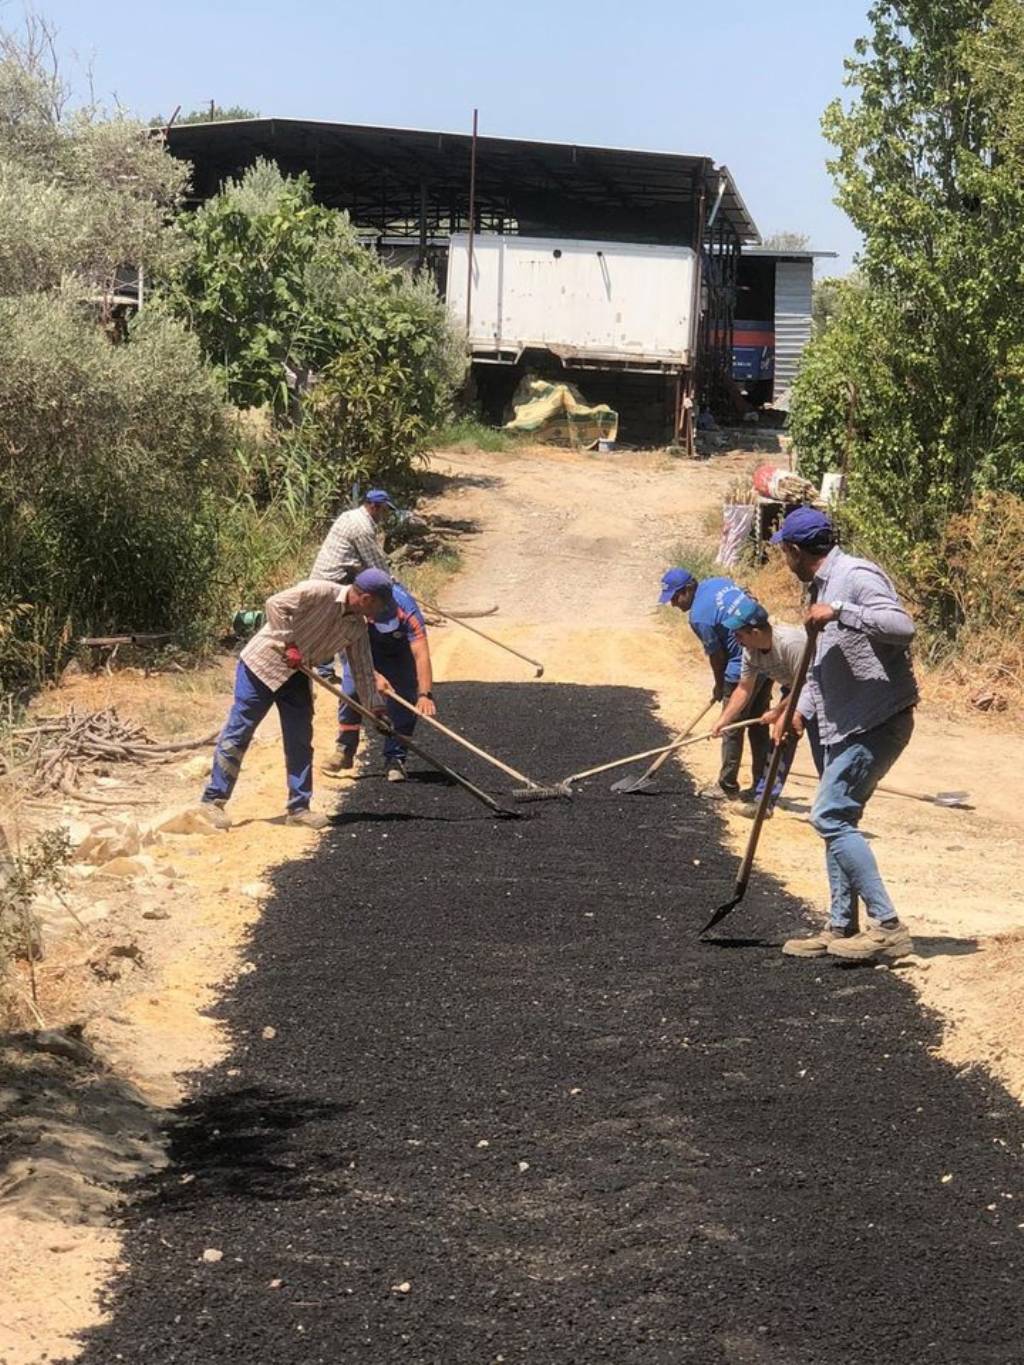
[827,921,912,964]
[782,924,851,959]
[196,800,231,831]
[285,808,330,830]
[321,747,355,777]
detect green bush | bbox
[0,296,229,687]
[163,160,466,487]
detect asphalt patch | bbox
[64,683,1023,1363]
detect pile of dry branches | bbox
[2,707,215,802]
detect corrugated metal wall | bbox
[773,260,813,399]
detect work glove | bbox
[283,643,304,670]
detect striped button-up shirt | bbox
[310,505,389,584]
[797,547,918,746]
[241,580,381,704]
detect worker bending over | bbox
[658,567,770,801]
[773,508,917,964]
[197,570,392,831]
[325,582,437,783]
[311,488,395,584]
[712,592,821,819]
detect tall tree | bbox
[791,0,1024,612]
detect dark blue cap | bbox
[721,592,770,631]
[658,567,697,606]
[353,568,396,608]
[770,506,833,546]
[365,489,396,508]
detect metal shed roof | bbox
[165,117,760,246]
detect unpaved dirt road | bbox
[5,442,1024,1363]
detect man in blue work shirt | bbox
[771,507,917,964]
[658,567,771,801]
[323,581,437,783]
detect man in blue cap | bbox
[771,507,917,963]
[326,580,438,783]
[311,488,396,585]
[197,569,392,831]
[658,567,771,801]
[711,592,819,819]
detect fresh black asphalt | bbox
[67,683,1023,1364]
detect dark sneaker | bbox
[196,800,231,831]
[827,921,912,963]
[285,808,330,830]
[321,748,355,776]
[386,760,408,783]
[782,924,852,959]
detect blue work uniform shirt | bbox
[369,582,427,662]
[688,577,744,682]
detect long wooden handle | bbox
[568,718,761,784]
[731,630,816,898]
[384,689,538,788]
[639,698,717,782]
[301,665,510,816]
[421,599,545,676]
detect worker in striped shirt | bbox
[197,570,392,831]
[310,488,395,584]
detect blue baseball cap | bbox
[364,488,396,509]
[657,567,697,605]
[721,593,770,631]
[353,568,396,608]
[770,506,833,546]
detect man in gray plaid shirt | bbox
[311,489,395,584]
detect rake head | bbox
[511,782,572,804]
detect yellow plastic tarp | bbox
[504,380,618,448]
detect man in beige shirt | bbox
[197,569,392,830]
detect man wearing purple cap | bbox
[311,488,396,585]
[196,570,391,831]
[771,508,917,963]
[658,567,771,800]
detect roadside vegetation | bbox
[0,20,466,697]
[790,0,1024,695]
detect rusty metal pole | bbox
[465,108,479,340]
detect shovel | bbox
[301,664,521,820]
[610,699,716,794]
[785,770,971,809]
[701,630,817,935]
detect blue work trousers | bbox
[339,648,418,762]
[203,661,314,813]
[810,708,914,929]
[753,714,823,807]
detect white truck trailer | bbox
[445,234,698,374]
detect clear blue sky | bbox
[43,0,870,273]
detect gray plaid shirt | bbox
[310,506,390,584]
[798,546,918,746]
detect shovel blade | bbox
[610,773,654,794]
[700,892,743,935]
[932,790,971,808]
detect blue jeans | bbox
[810,709,914,929]
[203,661,314,813]
[339,647,418,762]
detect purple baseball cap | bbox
[657,567,697,605]
[770,506,833,546]
[364,488,396,509]
[353,568,396,608]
